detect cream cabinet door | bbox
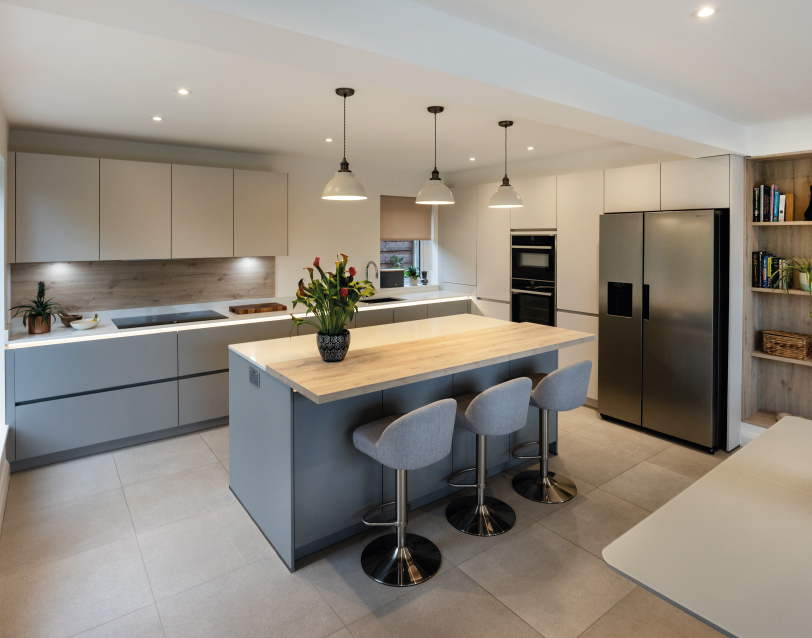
[661,156,730,210]
[441,185,477,286]
[234,169,287,257]
[557,311,598,402]
[510,175,556,229]
[172,165,234,259]
[16,153,100,262]
[100,159,171,260]
[604,163,660,213]
[476,182,511,302]
[475,298,510,321]
[7,151,15,263]
[557,170,603,315]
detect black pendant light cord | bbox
[343,94,347,163]
[434,111,438,172]
[504,125,508,180]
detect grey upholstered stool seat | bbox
[446,377,532,537]
[352,399,457,587]
[512,360,592,504]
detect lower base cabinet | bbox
[179,373,228,426]
[15,381,179,460]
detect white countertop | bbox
[603,416,812,638]
[6,287,466,349]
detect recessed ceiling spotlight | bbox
[176,88,190,95]
[469,157,476,161]
[152,116,163,121]
[696,7,715,17]
[527,146,534,150]
[325,138,333,142]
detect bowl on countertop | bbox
[70,317,99,330]
[59,313,82,327]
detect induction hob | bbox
[112,310,227,329]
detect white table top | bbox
[603,417,812,638]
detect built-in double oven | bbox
[511,233,556,326]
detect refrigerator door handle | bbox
[643,284,650,320]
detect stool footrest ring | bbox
[447,467,477,488]
[361,500,411,527]
[512,441,541,460]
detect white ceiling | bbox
[415,0,812,125]
[1,0,809,172]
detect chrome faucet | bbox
[366,260,379,281]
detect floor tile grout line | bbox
[132,497,238,539]
[301,567,351,635]
[572,585,639,638]
[63,602,159,638]
[118,456,225,490]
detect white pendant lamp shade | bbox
[416,176,454,205]
[323,87,367,201]
[489,182,523,208]
[489,120,523,209]
[322,170,367,200]
[416,106,454,205]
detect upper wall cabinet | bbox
[476,182,511,303]
[234,169,288,257]
[557,170,603,315]
[7,151,15,264]
[441,185,477,287]
[172,165,234,259]
[661,156,730,210]
[604,163,660,213]
[16,153,100,263]
[510,176,556,229]
[100,159,172,260]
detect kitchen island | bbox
[228,315,595,570]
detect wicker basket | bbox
[763,330,812,360]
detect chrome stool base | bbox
[360,532,442,587]
[512,469,577,504]
[445,495,516,536]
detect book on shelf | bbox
[753,185,796,222]
[752,251,789,289]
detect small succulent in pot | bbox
[11,281,63,334]
[292,253,376,361]
[405,265,420,286]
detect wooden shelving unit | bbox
[743,152,812,428]
[751,350,812,367]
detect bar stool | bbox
[512,360,592,504]
[353,399,457,587]
[446,377,532,536]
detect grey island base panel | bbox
[228,349,558,571]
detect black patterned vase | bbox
[316,330,351,362]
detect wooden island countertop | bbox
[229,315,595,404]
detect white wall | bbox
[0,103,8,528]
[7,130,425,298]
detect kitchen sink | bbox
[360,297,403,304]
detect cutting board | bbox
[229,302,287,315]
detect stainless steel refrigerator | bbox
[598,210,728,451]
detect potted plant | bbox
[11,281,63,334]
[405,265,420,286]
[292,253,376,362]
[777,256,812,317]
[389,255,405,269]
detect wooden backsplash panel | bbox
[11,257,275,312]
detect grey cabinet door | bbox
[355,308,394,327]
[393,304,428,323]
[15,381,179,460]
[178,319,294,375]
[179,372,228,426]
[427,299,469,318]
[15,332,178,403]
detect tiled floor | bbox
[0,412,730,637]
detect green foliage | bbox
[775,255,812,318]
[10,280,63,327]
[291,253,377,335]
[389,255,405,269]
[405,265,420,279]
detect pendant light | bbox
[489,120,523,208]
[322,88,367,201]
[416,106,454,205]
